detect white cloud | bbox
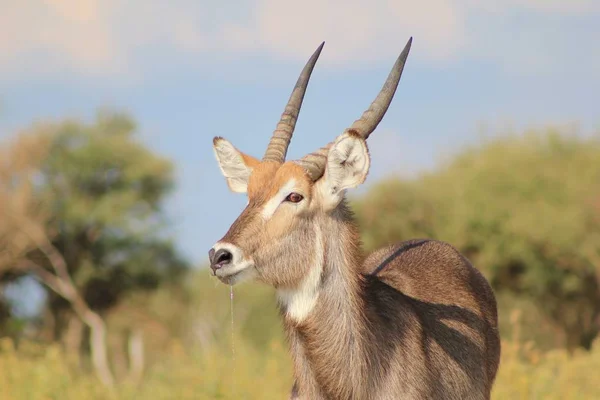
[0,0,120,75]
[231,0,466,66]
[0,0,597,79]
[470,0,600,15]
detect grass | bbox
[1,333,600,400]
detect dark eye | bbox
[285,192,304,203]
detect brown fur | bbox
[214,157,500,399]
[219,162,317,288]
[284,204,500,400]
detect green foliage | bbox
[33,111,189,311]
[44,111,172,229]
[354,129,600,349]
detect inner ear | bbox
[325,131,370,193]
[213,137,259,193]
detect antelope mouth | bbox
[216,270,243,285]
[214,262,255,285]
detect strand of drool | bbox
[230,284,236,394]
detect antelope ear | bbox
[318,131,370,210]
[213,137,259,193]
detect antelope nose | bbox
[209,248,233,272]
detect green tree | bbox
[40,111,187,327]
[354,128,600,350]
[0,111,190,385]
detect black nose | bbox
[209,248,233,272]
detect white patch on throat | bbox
[277,225,324,323]
[261,178,296,220]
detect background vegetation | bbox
[1,114,599,399]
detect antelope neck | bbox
[280,204,374,398]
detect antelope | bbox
[208,38,501,400]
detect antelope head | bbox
[209,38,412,290]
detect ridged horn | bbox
[262,42,325,163]
[296,37,412,181]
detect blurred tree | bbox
[0,133,44,336]
[0,130,117,385]
[354,128,600,350]
[38,111,188,343]
[0,297,13,336]
[0,112,190,385]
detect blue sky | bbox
[1,0,599,268]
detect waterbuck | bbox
[208,38,501,400]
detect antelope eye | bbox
[285,192,304,203]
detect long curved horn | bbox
[296,37,412,180]
[262,42,325,163]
